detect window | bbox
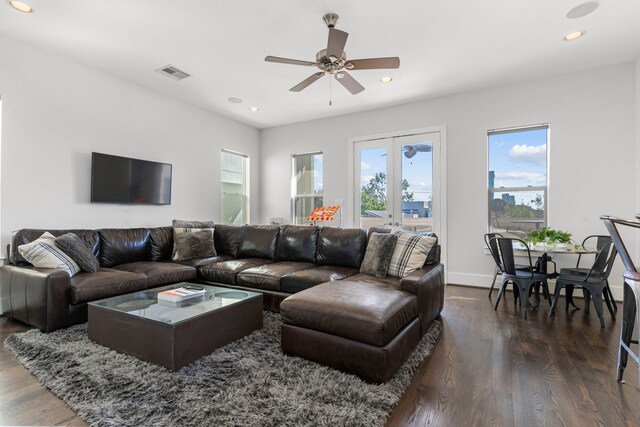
[488,125,548,238]
[292,152,323,225]
[221,150,249,225]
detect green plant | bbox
[528,227,572,245]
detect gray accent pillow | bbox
[172,219,215,260]
[54,233,100,273]
[359,232,398,278]
[173,230,216,261]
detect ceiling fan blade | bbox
[326,28,348,59]
[335,71,364,95]
[290,72,325,92]
[265,56,317,67]
[345,57,400,70]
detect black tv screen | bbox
[91,152,172,205]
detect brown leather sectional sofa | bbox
[1,224,444,382]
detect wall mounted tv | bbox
[91,152,172,205]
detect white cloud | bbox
[361,162,372,170]
[508,144,546,166]
[361,175,374,186]
[495,171,546,185]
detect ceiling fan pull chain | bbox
[329,76,332,106]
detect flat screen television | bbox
[91,152,172,205]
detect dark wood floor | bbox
[1,285,639,426]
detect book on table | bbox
[158,287,206,302]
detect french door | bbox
[353,131,441,235]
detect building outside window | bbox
[488,125,548,238]
[221,149,249,225]
[292,152,323,225]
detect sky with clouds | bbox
[489,128,547,188]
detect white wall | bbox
[0,34,260,250]
[261,63,636,298]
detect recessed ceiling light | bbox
[563,31,585,41]
[567,2,599,19]
[228,97,243,104]
[380,77,393,84]
[249,106,259,112]
[9,1,33,13]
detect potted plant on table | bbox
[528,227,573,250]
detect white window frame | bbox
[291,151,323,225]
[221,149,249,225]
[487,124,550,236]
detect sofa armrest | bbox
[400,263,445,336]
[1,265,71,332]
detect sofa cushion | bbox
[238,225,280,260]
[98,228,151,268]
[359,232,398,278]
[176,254,233,268]
[214,224,244,257]
[316,227,367,269]
[113,262,197,287]
[345,273,401,289]
[172,220,215,261]
[368,226,440,266]
[276,225,319,263]
[237,261,314,291]
[149,226,173,262]
[280,265,359,294]
[199,258,274,284]
[173,230,216,261]
[281,280,418,347]
[424,233,440,266]
[388,231,437,278]
[54,232,100,273]
[11,229,99,265]
[18,232,81,277]
[69,268,148,304]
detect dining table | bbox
[513,243,599,309]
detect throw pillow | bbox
[172,219,216,260]
[359,232,398,278]
[18,232,81,277]
[387,231,438,278]
[173,230,216,261]
[54,233,100,273]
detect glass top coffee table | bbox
[88,283,263,371]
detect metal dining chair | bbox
[601,215,640,387]
[559,235,617,313]
[485,232,532,299]
[549,240,617,328]
[493,237,550,318]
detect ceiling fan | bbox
[265,13,400,96]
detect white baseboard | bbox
[446,271,623,301]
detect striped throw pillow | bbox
[18,232,81,277]
[387,231,437,278]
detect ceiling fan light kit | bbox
[265,13,400,101]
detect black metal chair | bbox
[559,235,617,313]
[493,237,550,318]
[485,232,532,299]
[549,240,618,328]
[601,215,640,386]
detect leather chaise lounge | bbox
[1,224,444,382]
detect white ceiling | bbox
[1,1,639,129]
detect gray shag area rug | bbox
[4,312,441,427]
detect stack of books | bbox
[158,287,205,302]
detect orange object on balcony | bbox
[308,205,340,222]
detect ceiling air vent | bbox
[155,65,191,81]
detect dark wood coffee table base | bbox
[88,295,263,371]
